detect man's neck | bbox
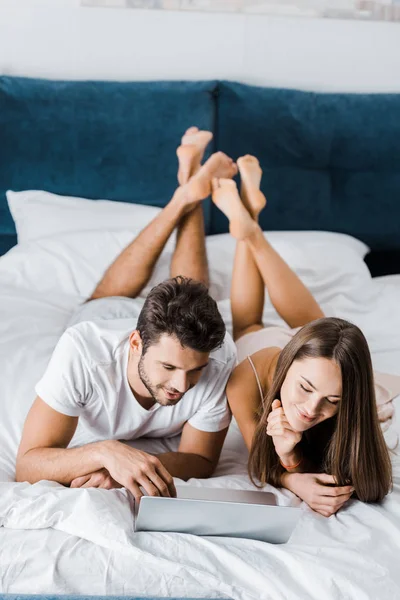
[134,392,156,411]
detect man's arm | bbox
[16,396,94,484]
[16,396,175,502]
[73,424,229,488]
[156,422,229,480]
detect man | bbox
[16,128,238,504]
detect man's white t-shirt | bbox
[35,318,236,442]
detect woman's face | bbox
[280,357,342,432]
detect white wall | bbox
[0,0,400,92]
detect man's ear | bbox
[129,330,143,354]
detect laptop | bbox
[135,485,301,544]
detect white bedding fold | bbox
[1,457,400,600]
[1,234,400,599]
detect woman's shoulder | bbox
[227,346,281,451]
[227,346,281,404]
[248,346,281,391]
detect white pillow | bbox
[7,189,162,243]
[7,190,369,260]
[4,188,371,305]
[207,230,369,259]
[0,229,371,304]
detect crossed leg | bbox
[171,127,213,286]
[211,157,324,341]
[89,129,236,300]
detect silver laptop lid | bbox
[175,485,277,504]
[136,486,301,544]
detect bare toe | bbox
[237,155,261,174]
[182,126,199,140]
[177,144,199,186]
[211,178,256,240]
[178,128,213,184]
[237,155,265,218]
[182,129,213,149]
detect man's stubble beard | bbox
[138,355,178,407]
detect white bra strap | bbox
[247,355,265,408]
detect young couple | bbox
[16,127,396,518]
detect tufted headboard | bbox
[1,76,399,275]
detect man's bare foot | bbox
[237,155,266,219]
[179,152,238,214]
[177,126,213,185]
[211,178,258,240]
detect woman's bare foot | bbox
[177,126,213,185]
[237,155,266,219]
[176,152,237,215]
[211,178,258,240]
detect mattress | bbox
[1,230,400,600]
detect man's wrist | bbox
[94,439,118,470]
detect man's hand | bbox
[283,472,354,517]
[70,468,121,490]
[100,440,176,504]
[266,399,302,461]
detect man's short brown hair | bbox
[136,276,226,355]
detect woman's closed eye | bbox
[325,398,339,406]
[300,384,312,393]
[300,383,339,406]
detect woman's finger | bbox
[318,485,354,497]
[314,498,348,511]
[268,413,290,427]
[316,473,337,485]
[267,423,295,436]
[312,505,335,517]
[315,499,348,513]
[267,413,291,427]
[271,399,281,411]
[267,410,286,421]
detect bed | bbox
[1,76,400,600]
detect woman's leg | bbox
[230,157,267,341]
[245,226,325,328]
[212,163,324,331]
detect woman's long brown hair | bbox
[248,317,392,503]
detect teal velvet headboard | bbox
[1,76,399,274]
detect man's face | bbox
[132,333,210,407]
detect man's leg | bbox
[89,188,185,300]
[170,128,216,286]
[90,147,237,300]
[170,207,209,286]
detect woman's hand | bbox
[283,472,355,517]
[266,399,302,462]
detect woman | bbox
[211,157,398,517]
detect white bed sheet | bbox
[1,235,400,600]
